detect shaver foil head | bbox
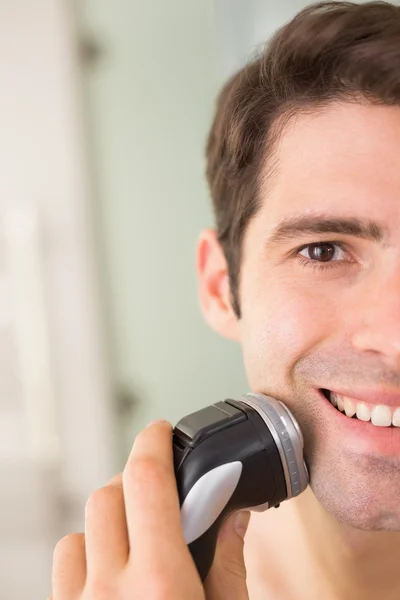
[240,393,309,499]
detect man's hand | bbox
[49,420,251,599]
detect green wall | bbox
[78,0,248,462]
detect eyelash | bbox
[294,241,352,272]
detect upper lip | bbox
[326,387,400,408]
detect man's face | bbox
[236,101,400,531]
[234,104,400,529]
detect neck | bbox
[295,487,400,600]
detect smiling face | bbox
[198,101,400,531]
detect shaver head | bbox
[173,392,309,581]
[239,392,309,499]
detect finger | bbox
[123,421,194,572]
[84,478,129,580]
[107,472,122,486]
[51,533,86,599]
[204,511,251,600]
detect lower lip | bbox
[316,389,400,458]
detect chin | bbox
[295,386,400,532]
[309,456,400,532]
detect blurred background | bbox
[1,1,396,598]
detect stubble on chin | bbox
[307,442,400,532]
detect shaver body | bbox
[172,393,309,582]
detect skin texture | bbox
[197,101,400,598]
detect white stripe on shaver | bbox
[181,461,243,545]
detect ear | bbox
[196,229,240,341]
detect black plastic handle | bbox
[172,400,288,582]
[187,513,225,582]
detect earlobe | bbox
[196,229,240,341]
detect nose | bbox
[351,268,400,369]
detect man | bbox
[49,2,400,598]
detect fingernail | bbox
[233,511,251,538]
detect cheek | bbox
[240,278,335,390]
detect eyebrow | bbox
[267,215,386,248]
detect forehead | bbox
[260,102,400,222]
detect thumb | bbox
[203,511,251,600]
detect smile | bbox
[321,389,400,428]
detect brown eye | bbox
[306,243,336,262]
[296,241,350,271]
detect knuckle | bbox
[85,485,120,516]
[221,555,247,580]
[53,533,84,561]
[123,455,167,490]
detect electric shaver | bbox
[172,392,309,582]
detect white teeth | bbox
[356,402,371,422]
[326,392,400,427]
[371,405,392,427]
[393,408,400,427]
[343,397,356,417]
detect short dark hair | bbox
[205,1,400,318]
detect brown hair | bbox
[205,1,400,318]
